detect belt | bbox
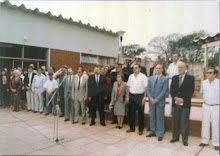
[204,103,219,106]
[130,93,144,96]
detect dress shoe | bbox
[40,112,43,114]
[45,113,49,116]
[183,142,188,146]
[101,123,106,126]
[199,143,208,147]
[64,119,69,122]
[214,146,219,150]
[158,137,163,141]
[147,127,151,131]
[139,131,143,135]
[126,129,135,133]
[82,122,85,125]
[116,126,119,128]
[119,126,123,129]
[59,115,64,118]
[146,133,156,137]
[33,111,37,113]
[170,139,179,143]
[72,121,78,124]
[90,122,95,126]
[27,110,30,112]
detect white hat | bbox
[14,70,21,75]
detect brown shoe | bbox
[126,129,135,133]
[139,131,143,135]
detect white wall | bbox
[0,5,119,58]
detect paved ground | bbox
[0,108,218,156]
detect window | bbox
[81,54,98,64]
[0,59,13,70]
[24,46,47,60]
[99,56,115,66]
[0,43,22,58]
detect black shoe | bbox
[116,126,119,128]
[45,113,49,116]
[158,137,163,141]
[90,122,95,126]
[183,142,188,146]
[214,146,219,150]
[72,121,78,124]
[101,123,106,126]
[119,126,123,129]
[40,112,43,114]
[147,127,151,131]
[146,133,156,137]
[199,143,208,147]
[170,139,179,143]
[82,122,85,125]
[59,115,64,118]
[64,119,69,122]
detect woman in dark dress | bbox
[10,70,22,112]
[0,70,10,107]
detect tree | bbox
[208,49,219,67]
[146,30,209,64]
[122,44,146,57]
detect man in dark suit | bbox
[24,66,36,112]
[170,63,195,146]
[88,66,106,126]
[135,58,147,76]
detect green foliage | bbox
[122,44,146,57]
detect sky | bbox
[5,0,219,48]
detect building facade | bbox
[0,1,119,71]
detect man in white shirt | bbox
[126,64,148,135]
[166,53,182,115]
[199,68,219,150]
[32,68,46,113]
[44,73,58,115]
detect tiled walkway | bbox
[0,108,218,156]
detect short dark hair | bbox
[48,72,53,76]
[133,64,141,68]
[78,66,84,72]
[173,53,180,57]
[117,72,124,80]
[208,67,218,75]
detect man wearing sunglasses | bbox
[199,67,219,150]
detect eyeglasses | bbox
[207,72,213,74]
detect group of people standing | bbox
[0,53,219,150]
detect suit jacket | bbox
[63,75,74,98]
[88,74,106,98]
[72,75,88,101]
[24,72,36,89]
[171,74,195,108]
[141,66,147,76]
[147,75,168,107]
[111,81,127,104]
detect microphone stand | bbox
[46,75,66,143]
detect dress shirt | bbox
[127,73,148,94]
[200,78,219,105]
[77,75,84,88]
[167,60,182,78]
[43,78,58,92]
[32,74,46,91]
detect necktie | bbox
[69,76,72,87]
[96,75,99,86]
[179,76,182,88]
[78,77,80,90]
[154,76,158,88]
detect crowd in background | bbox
[0,53,219,150]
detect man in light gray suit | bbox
[146,64,168,141]
[72,67,88,125]
[63,68,75,122]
